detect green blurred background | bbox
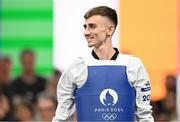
[1,0,53,77]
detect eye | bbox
[89,24,96,29]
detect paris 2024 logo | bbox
[94,88,124,121]
[99,89,118,106]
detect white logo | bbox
[99,89,118,106]
[101,113,117,121]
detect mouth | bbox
[86,36,94,40]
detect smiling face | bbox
[83,15,114,48]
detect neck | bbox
[93,43,115,60]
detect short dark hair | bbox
[20,49,34,59]
[84,6,118,27]
[0,55,11,63]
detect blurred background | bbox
[0,0,179,121]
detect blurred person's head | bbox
[48,69,62,89]
[53,69,62,81]
[13,98,34,122]
[165,75,176,93]
[20,49,35,74]
[36,92,57,122]
[0,56,12,83]
[45,69,62,97]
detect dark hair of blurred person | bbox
[13,97,34,122]
[0,90,15,121]
[11,49,47,103]
[36,92,57,122]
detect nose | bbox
[84,28,91,37]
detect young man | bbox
[53,6,154,122]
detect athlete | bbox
[52,6,154,122]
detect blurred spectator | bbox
[0,56,14,119]
[11,49,47,103]
[46,69,62,97]
[151,100,170,121]
[152,75,177,121]
[0,90,15,121]
[0,56,13,100]
[13,97,34,122]
[36,92,57,122]
[162,75,177,121]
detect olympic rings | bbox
[101,113,117,121]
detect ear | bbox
[107,26,115,36]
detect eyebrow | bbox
[83,23,96,29]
